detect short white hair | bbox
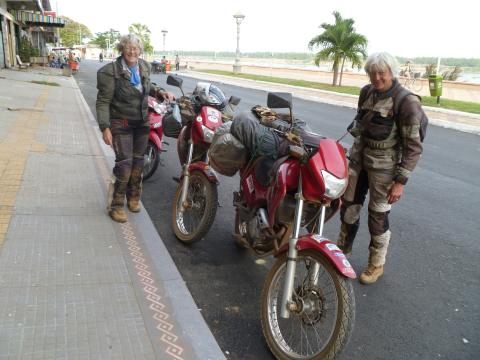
[364,52,399,78]
[117,34,143,54]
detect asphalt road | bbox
[76,59,479,360]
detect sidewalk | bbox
[0,67,225,359]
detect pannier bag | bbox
[208,122,247,177]
[162,103,182,138]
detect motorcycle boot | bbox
[108,176,129,223]
[359,230,391,284]
[126,157,144,213]
[359,264,384,285]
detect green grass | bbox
[200,70,361,96]
[30,80,60,87]
[420,97,480,114]
[198,69,480,114]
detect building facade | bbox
[0,0,64,68]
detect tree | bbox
[308,11,367,86]
[128,23,153,54]
[90,29,121,52]
[59,16,92,47]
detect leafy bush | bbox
[18,36,32,62]
[18,36,40,61]
[442,66,462,81]
[423,64,437,77]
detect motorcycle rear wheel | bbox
[261,250,355,360]
[143,141,160,181]
[172,170,218,243]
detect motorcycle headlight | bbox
[321,170,347,199]
[201,125,215,143]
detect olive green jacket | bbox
[96,57,159,130]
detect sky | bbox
[55,0,479,58]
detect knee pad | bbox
[368,209,390,236]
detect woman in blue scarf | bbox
[96,34,174,223]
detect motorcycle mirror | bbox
[267,92,292,110]
[268,92,294,124]
[228,95,241,106]
[166,75,184,96]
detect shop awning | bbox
[10,9,65,27]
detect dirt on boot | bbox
[127,199,141,213]
[359,264,384,284]
[109,208,128,223]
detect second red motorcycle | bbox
[166,75,240,243]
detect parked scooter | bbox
[142,95,180,180]
[165,74,241,243]
[229,93,356,359]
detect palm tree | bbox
[308,12,368,86]
[128,23,153,53]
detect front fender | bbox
[276,235,356,279]
[188,162,219,184]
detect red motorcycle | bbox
[143,96,181,180]
[166,75,240,243]
[232,93,356,360]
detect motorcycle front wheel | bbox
[261,250,355,360]
[171,170,218,243]
[143,141,160,181]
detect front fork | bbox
[179,140,194,213]
[280,176,326,319]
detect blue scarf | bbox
[129,64,141,86]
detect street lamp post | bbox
[161,29,168,53]
[233,11,245,74]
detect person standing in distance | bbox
[337,52,424,284]
[96,34,174,223]
[175,54,180,71]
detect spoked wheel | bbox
[261,250,355,360]
[412,79,423,93]
[143,141,160,181]
[172,170,218,243]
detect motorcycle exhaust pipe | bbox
[280,177,304,319]
[179,141,194,212]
